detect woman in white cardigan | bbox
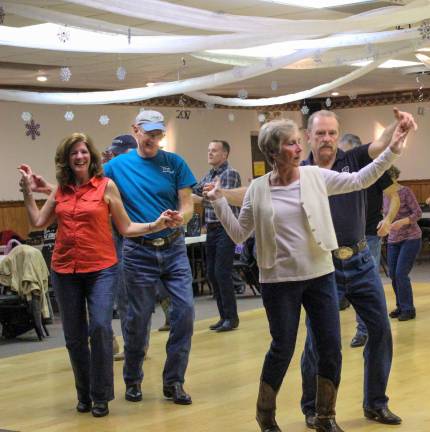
[204,119,408,432]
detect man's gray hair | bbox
[307,109,339,132]
[258,119,299,167]
[339,133,362,149]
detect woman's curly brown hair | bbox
[55,133,103,187]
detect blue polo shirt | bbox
[104,149,196,238]
[302,144,372,246]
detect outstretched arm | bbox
[18,164,55,195]
[325,123,409,196]
[377,184,400,237]
[368,107,417,159]
[204,179,254,244]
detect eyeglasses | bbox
[138,125,165,140]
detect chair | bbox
[0,287,49,341]
[233,259,261,296]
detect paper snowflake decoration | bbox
[325,97,332,108]
[178,95,187,107]
[60,67,72,82]
[271,80,278,91]
[99,115,110,126]
[258,113,266,123]
[21,111,32,122]
[116,66,127,81]
[238,89,248,99]
[57,26,70,43]
[301,105,310,115]
[228,112,235,122]
[0,6,5,25]
[64,111,74,121]
[205,102,215,110]
[348,93,357,100]
[25,119,41,140]
[419,20,430,40]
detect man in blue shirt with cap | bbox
[104,110,196,406]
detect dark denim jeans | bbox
[354,235,383,337]
[261,273,341,393]
[387,238,421,313]
[301,247,392,414]
[206,224,238,321]
[52,264,117,403]
[122,234,194,386]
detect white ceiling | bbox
[0,0,429,102]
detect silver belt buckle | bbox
[152,238,165,247]
[336,247,353,260]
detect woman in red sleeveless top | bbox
[18,133,175,418]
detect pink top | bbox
[383,185,422,244]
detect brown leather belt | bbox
[332,239,367,260]
[129,230,181,249]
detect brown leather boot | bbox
[314,376,344,432]
[256,381,282,432]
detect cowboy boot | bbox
[256,381,282,432]
[158,296,171,331]
[314,376,344,432]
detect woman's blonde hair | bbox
[258,119,299,167]
[55,133,103,187]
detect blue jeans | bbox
[301,247,392,413]
[261,273,341,393]
[387,238,421,313]
[206,224,238,321]
[52,264,117,403]
[354,235,383,337]
[122,234,194,386]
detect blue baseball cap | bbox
[106,134,137,155]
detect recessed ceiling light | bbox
[331,92,339,96]
[36,76,48,82]
[350,59,422,68]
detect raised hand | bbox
[18,164,53,195]
[17,164,32,193]
[389,123,410,154]
[393,107,418,133]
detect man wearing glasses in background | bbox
[104,110,196,406]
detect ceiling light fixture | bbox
[350,59,422,68]
[331,91,340,96]
[36,76,48,82]
[257,0,375,9]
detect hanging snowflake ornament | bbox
[301,105,310,115]
[238,89,248,99]
[57,26,70,43]
[64,111,74,122]
[99,115,110,126]
[0,6,5,25]
[178,95,187,107]
[228,112,235,122]
[60,67,72,82]
[205,102,215,110]
[419,20,430,40]
[116,66,127,81]
[21,111,32,122]
[258,113,266,123]
[325,97,332,108]
[271,80,278,91]
[348,93,357,100]
[25,119,41,140]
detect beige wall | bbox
[0,100,428,201]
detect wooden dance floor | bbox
[1,283,429,432]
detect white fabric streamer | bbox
[0,49,317,105]
[64,0,430,35]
